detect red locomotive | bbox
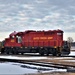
[1,29,70,56]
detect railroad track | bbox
[21,61,75,69]
[0,53,75,58]
[61,55,75,57]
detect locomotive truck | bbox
[1,29,70,56]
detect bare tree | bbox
[67,37,73,43]
[67,37,73,49]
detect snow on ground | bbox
[0,56,47,60]
[69,51,75,56]
[0,62,67,74]
[0,55,74,60]
[0,62,37,74]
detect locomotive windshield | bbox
[10,36,15,39]
[57,33,62,35]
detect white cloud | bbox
[18,12,25,17]
[4,18,12,23]
[35,0,47,3]
[42,13,61,21]
[22,4,34,10]
[0,32,11,41]
[18,17,28,21]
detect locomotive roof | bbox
[10,29,63,36]
[24,29,63,33]
[10,31,18,36]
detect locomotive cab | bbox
[1,32,22,54]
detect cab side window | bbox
[16,36,22,43]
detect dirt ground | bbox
[23,56,75,75]
[24,72,75,75]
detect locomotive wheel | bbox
[39,48,44,56]
[14,51,18,55]
[39,52,44,56]
[39,48,49,56]
[21,52,24,55]
[52,49,57,56]
[6,49,9,54]
[58,53,61,56]
[44,48,49,56]
[53,53,57,56]
[1,48,5,54]
[45,52,49,56]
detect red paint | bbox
[4,29,63,47]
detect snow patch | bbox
[0,62,67,74]
[0,56,47,60]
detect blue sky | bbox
[0,0,75,41]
